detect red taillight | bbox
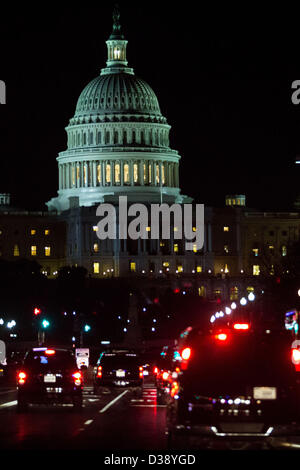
[18,371,27,385]
[233,323,250,330]
[153,366,158,375]
[72,371,82,386]
[292,348,300,364]
[215,333,228,341]
[181,347,191,361]
[170,381,179,397]
[45,349,56,355]
[97,366,102,378]
[139,366,143,378]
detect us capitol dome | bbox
[46,7,191,212]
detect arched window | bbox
[124,164,130,184]
[106,164,111,184]
[115,163,120,184]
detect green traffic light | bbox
[84,324,91,332]
[41,319,50,329]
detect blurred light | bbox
[210,315,216,323]
[0,319,4,325]
[84,324,91,332]
[123,328,127,332]
[181,347,191,360]
[151,327,156,332]
[240,297,247,306]
[142,307,146,312]
[215,333,227,341]
[45,349,55,355]
[153,318,157,323]
[292,348,300,364]
[41,319,50,328]
[248,292,255,301]
[225,307,231,315]
[231,302,237,310]
[233,323,250,330]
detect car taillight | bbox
[18,371,27,385]
[233,323,250,330]
[292,348,300,364]
[45,349,56,355]
[181,347,191,360]
[97,366,102,378]
[153,366,158,375]
[170,381,179,398]
[215,333,228,341]
[139,366,143,379]
[72,371,82,386]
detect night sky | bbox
[0,3,300,211]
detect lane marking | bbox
[99,390,128,413]
[0,400,17,408]
[280,442,300,449]
[130,404,166,408]
[84,419,93,425]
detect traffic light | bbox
[41,319,50,329]
[34,307,41,316]
[84,324,91,332]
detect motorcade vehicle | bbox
[16,347,83,411]
[94,350,143,394]
[166,321,300,449]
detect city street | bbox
[0,379,167,451]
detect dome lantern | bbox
[102,4,133,75]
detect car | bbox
[166,322,300,449]
[16,347,83,412]
[94,350,143,395]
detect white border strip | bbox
[99,390,128,413]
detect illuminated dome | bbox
[46,6,189,212]
[72,73,163,122]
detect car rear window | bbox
[100,355,140,369]
[183,332,296,393]
[24,350,76,370]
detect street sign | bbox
[75,348,89,368]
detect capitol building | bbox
[0,8,300,301]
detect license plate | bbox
[44,374,56,383]
[253,387,277,400]
[116,370,125,377]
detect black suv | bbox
[94,350,143,393]
[17,347,83,411]
[166,323,300,449]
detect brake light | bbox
[139,366,143,379]
[97,366,102,378]
[153,367,158,375]
[233,323,249,330]
[170,381,179,398]
[18,371,27,385]
[292,348,300,364]
[72,371,82,386]
[181,347,191,361]
[45,349,56,355]
[215,333,228,341]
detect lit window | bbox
[97,164,101,183]
[133,164,138,183]
[192,227,196,232]
[93,262,100,274]
[93,226,98,232]
[269,245,274,251]
[72,167,75,186]
[156,164,160,184]
[45,246,51,257]
[163,261,169,267]
[196,266,202,273]
[174,243,179,253]
[160,241,165,247]
[31,229,36,235]
[252,248,259,256]
[282,245,287,256]
[113,47,121,60]
[146,226,151,232]
[76,165,80,181]
[230,286,239,300]
[31,245,37,256]
[93,243,99,253]
[223,226,229,232]
[130,262,136,272]
[224,245,229,253]
[106,164,111,183]
[174,227,178,232]
[83,164,87,185]
[124,164,129,184]
[193,244,197,253]
[224,264,229,273]
[253,265,260,276]
[198,286,206,296]
[162,165,165,185]
[44,229,50,236]
[13,244,20,257]
[143,164,147,183]
[115,163,120,183]
[177,265,183,273]
[148,164,152,183]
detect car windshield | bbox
[183,331,296,395]
[100,355,140,369]
[24,350,76,370]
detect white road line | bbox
[99,390,128,413]
[0,400,17,408]
[84,419,93,425]
[280,442,300,449]
[130,404,166,408]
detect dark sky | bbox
[0,2,300,211]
